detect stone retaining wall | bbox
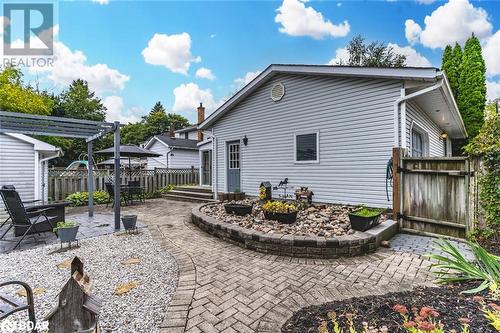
[191,204,398,258]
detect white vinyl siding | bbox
[406,100,445,157]
[213,73,401,208]
[0,133,36,217]
[175,131,198,140]
[147,139,199,169]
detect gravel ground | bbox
[0,230,177,333]
[202,199,388,237]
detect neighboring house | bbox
[146,104,207,169]
[145,135,199,169]
[0,133,62,211]
[198,64,467,207]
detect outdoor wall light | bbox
[441,132,448,140]
[242,135,248,146]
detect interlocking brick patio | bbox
[127,199,439,333]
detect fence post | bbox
[392,148,403,222]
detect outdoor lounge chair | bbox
[1,185,41,230]
[0,189,57,250]
[0,281,36,332]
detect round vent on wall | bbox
[270,82,285,102]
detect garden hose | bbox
[386,158,393,201]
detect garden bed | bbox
[201,199,389,237]
[282,284,496,333]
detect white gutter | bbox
[393,78,445,147]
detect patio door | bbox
[201,150,212,186]
[227,141,240,192]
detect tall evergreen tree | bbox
[457,35,486,139]
[450,43,462,98]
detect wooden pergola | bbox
[0,111,123,230]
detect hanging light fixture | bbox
[242,135,248,146]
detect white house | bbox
[145,134,199,169]
[0,133,62,207]
[198,64,467,207]
[174,125,198,140]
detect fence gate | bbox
[399,157,473,239]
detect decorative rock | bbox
[122,258,141,265]
[115,281,138,295]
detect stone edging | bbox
[149,225,196,333]
[192,204,399,259]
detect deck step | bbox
[168,190,213,199]
[174,186,213,194]
[162,193,217,203]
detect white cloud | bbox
[416,0,436,4]
[234,70,261,88]
[142,32,200,75]
[91,0,109,4]
[405,0,492,49]
[275,0,350,39]
[195,67,215,80]
[29,41,129,93]
[327,47,349,65]
[172,83,221,117]
[387,43,432,67]
[486,81,500,101]
[210,34,217,38]
[483,30,500,77]
[405,19,422,45]
[103,96,143,124]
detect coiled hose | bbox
[386,157,393,201]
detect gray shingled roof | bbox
[156,135,199,150]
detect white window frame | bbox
[409,121,429,157]
[294,131,320,164]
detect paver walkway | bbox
[125,199,440,333]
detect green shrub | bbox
[66,191,110,206]
[53,220,78,232]
[427,238,500,294]
[351,207,385,217]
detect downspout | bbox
[393,78,445,149]
[39,149,62,203]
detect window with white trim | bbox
[410,123,429,157]
[295,132,319,162]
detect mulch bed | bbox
[282,284,496,333]
[478,237,500,256]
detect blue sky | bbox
[3,0,500,124]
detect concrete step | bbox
[169,190,213,199]
[174,186,213,194]
[162,193,217,203]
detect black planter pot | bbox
[58,226,79,243]
[263,210,298,224]
[224,204,253,216]
[122,215,138,230]
[348,212,382,231]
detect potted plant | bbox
[54,221,79,243]
[224,203,253,216]
[262,201,298,224]
[348,207,385,231]
[121,215,138,231]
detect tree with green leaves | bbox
[337,35,406,67]
[442,43,462,100]
[457,35,486,139]
[121,122,148,145]
[142,102,190,138]
[0,66,53,115]
[56,79,106,121]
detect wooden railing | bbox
[48,167,199,201]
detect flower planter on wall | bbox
[224,204,252,216]
[263,210,298,224]
[348,212,382,231]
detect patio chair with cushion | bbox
[0,281,36,332]
[0,189,57,250]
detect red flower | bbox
[488,303,500,312]
[459,317,470,325]
[403,321,416,328]
[393,304,409,315]
[419,306,439,318]
[418,321,436,331]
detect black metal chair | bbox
[0,189,57,250]
[1,185,41,229]
[0,281,36,332]
[127,180,145,204]
[105,182,129,207]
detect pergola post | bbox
[87,141,94,217]
[113,122,121,230]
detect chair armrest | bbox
[22,199,41,204]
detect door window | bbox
[228,143,240,169]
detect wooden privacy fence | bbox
[394,154,475,239]
[48,167,199,201]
